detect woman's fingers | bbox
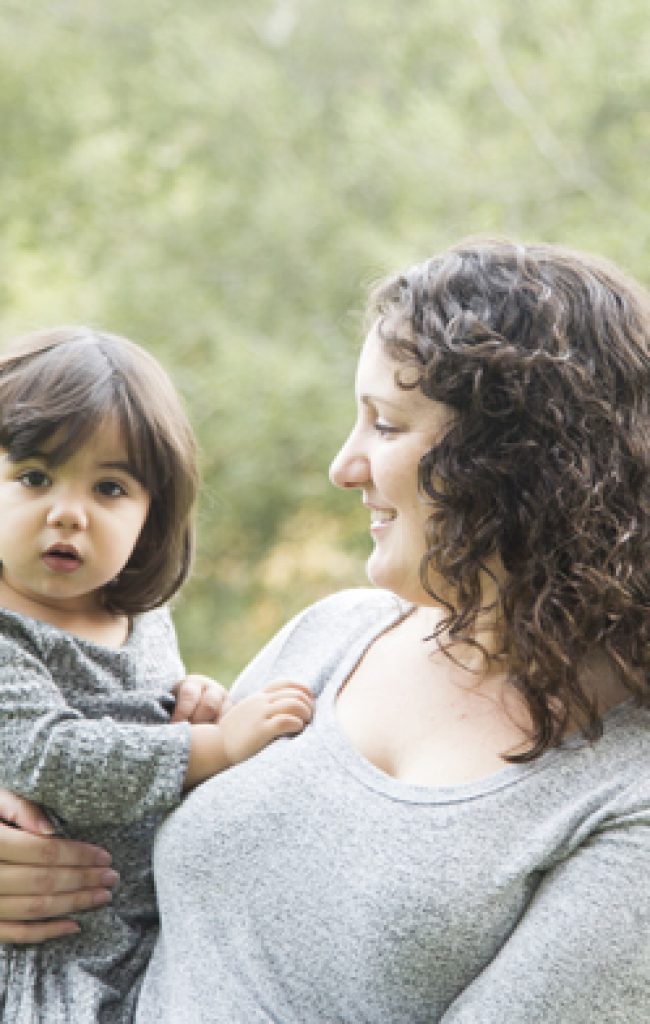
[0,882,114,943]
[0,819,116,927]
[0,885,113,922]
[0,823,112,868]
[0,863,118,898]
[0,794,117,944]
[0,789,55,836]
[0,919,82,943]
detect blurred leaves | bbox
[0,0,648,678]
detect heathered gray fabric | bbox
[137,588,650,1024]
[0,606,191,1024]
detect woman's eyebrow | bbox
[359,393,405,412]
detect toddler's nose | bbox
[46,501,89,531]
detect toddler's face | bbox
[0,415,150,620]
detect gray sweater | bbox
[0,606,191,1024]
[136,588,650,1023]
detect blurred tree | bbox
[0,0,648,678]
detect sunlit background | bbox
[2,0,649,680]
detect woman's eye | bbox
[374,421,400,437]
[19,470,50,488]
[96,480,127,498]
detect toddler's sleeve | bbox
[0,637,190,826]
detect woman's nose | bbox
[329,436,369,490]
[46,499,89,531]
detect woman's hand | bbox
[170,674,232,724]
[0,790,117,944]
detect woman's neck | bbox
[411,600,506,672]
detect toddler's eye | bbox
[96,480,127,498]
[19,470,50,488]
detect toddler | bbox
[0,327,312,1023]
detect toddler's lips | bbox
[42,546,82,574]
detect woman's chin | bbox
[366,557,413,602]
[366,557,451,610]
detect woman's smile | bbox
[330,327,454,606]
[367,504,398,534]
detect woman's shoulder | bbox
[526,700,650,838]
[299,586,406,623]
[266,587,407,653]
[230,588,406,700]
[583,700,650,785]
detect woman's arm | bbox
[0,790,117,944]
[441,808,650,1022]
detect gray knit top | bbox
[0,606,191,1024]
[137,588,650,1023]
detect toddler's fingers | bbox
[264,713,310,740]
[264,685,314,711]
[263,680,313,699]
[172,676,231,723]
[267,694,313,724]
[192,680,232,723]
[170,678,201,723]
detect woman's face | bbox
[329,326,455,606]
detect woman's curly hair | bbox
[368,238,650,760]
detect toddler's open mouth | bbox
[42,545,82,572]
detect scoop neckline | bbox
[316,598,635,806]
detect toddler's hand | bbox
[219,681,313,766]
[171,675,232,724]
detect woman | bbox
[1,238,649,1020]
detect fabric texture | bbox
[0,606,190,1024]
[137,588,650,1024]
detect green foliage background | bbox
[1,0,649,681]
